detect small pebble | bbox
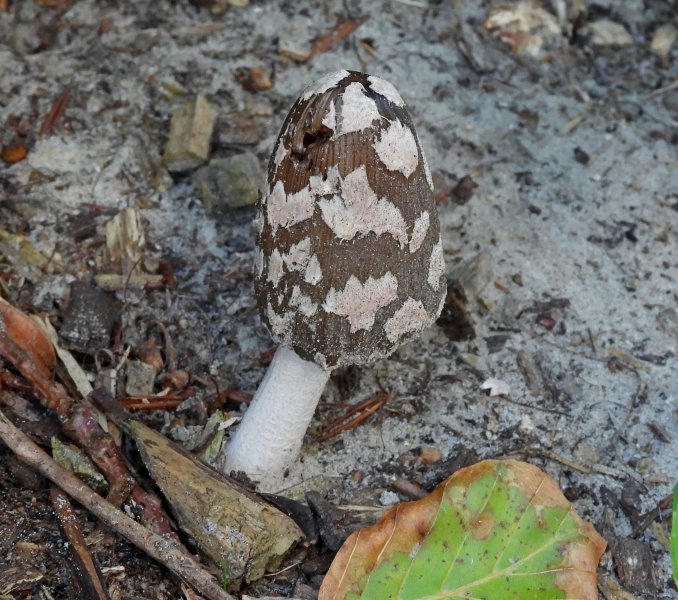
[379,490,400,506]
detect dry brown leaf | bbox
[0,299,56,381]
[310,17,368,57]
[320,460,606,599]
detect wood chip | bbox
[612,538,657,594]
[587,19,634,46]
[650,24,677,57]
[104,207,146,275]
[390,478,426,499]
[94,273,165,291]
[484,0,561,57]
[480,377,511,397]
[162,95,217,172]
[278,38,312,62]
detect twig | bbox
[392,0,429,7]
[632,492,674,537]
[40,88,71,136]
[0,410,235,600]
[120,398,183,410]
[644,79,678,100]
[515,448,628,480]
[50,487,111,600]
[496,395,570,417]
[149,320,177,372]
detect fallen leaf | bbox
[234,66,273,92]
[0,299,56,381]
[320,459,606,600]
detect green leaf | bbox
[320,460,606,600]
[672,481,677,589]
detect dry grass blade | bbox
[319,390,389,441]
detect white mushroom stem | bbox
[221,345,330,481]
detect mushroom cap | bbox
[255,71,445,370]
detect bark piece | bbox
[163,95,217,172]
[104,207,146,275]
[125,419,303,587]
[60,281,120,352]
[612,537,657,595]
[125,359,157,397]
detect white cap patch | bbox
[422,150,433,191]
[290,286,318,317]
[273,141,287,169]
[267,180,315,233]
[385,297,429,343]
[267,302,291,336]
[323,273,398,333]
[368,75,406,107]
[338,82,381,136]
[304,254,322,284]
[267,238,323,285]
[284,237,312,269]
[409,211,430,253]
[322,101,336,131]
[318,165,408,247]
[267,247,284,285]
[428,237,445,290]
[374,119,419,178]
[254,248,264,277]
[302,70,350,100]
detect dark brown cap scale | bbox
[256,71,445,370]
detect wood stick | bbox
[50,487,111,600]
[0,409,235,600]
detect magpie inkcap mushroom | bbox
[219,70,446,484]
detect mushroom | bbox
[218,71,446,483]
